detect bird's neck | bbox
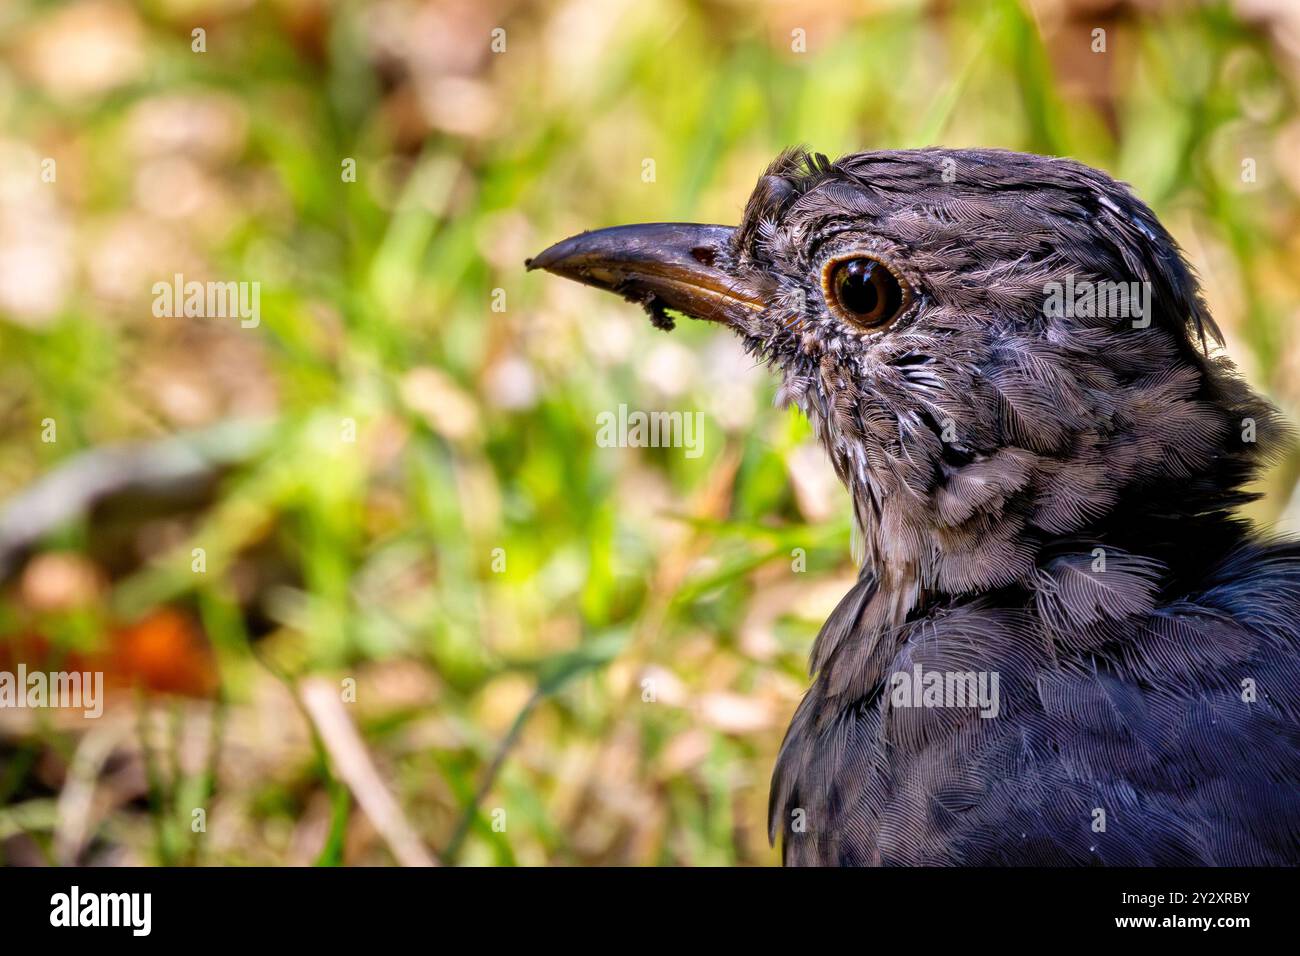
[780,343,1271,692]
[805,479,1255,703]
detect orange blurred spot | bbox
[107,608,218,698]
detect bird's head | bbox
[529,147,1278,610]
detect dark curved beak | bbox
[526,223,767,327]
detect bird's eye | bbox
[823,256,909,330]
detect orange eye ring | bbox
[821,255,910,330]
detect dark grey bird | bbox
[527,147,1300,866]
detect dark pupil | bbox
[828,257,906,328]
[837,259,881,317]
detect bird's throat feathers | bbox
[770,331,1284,696]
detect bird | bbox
[527,147,1300,866]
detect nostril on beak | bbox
[689,246,717,267]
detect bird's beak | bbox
[525,223,767,327]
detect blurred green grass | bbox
[1,0,1298,866]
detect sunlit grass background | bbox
[1,0,1298,866]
